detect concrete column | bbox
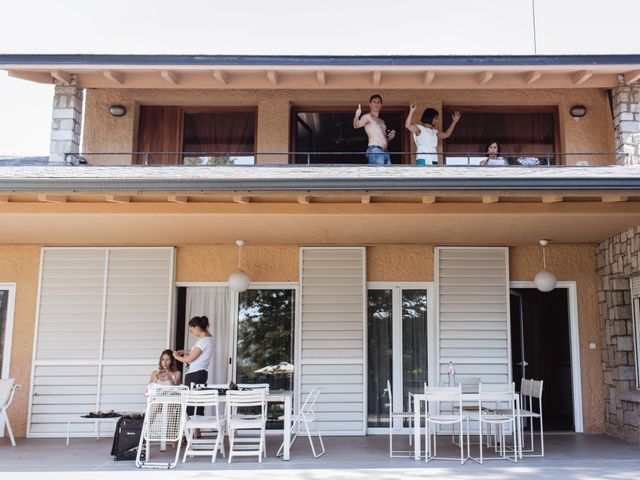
[256,98,290,164]
[49,76,83,164]
[612,78,640,166]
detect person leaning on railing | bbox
[405,104,461,166]
[479,141,508,166]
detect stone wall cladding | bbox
[612,81,640,166]
[597,225,640,443]
[49,78,83,164]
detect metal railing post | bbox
[144,152,149,166]
[306,153,311,165]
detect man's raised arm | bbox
[353,104,368,129]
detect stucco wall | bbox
[0,246,40,438]
[510,244,604,434]
[83,88,615,166]
[5,243,603,437]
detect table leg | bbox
[283,395,292,461]
[413,396,421,460]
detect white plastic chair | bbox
[226,389,267,463]
[277,387,325,458]
[182,389,226,463]
[423,384,469,464]
[494,379,544,457]
[136,385,188,469]
[471,383,518,464]
[384,380,414,458]
[0,379,21,447]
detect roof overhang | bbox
[3,54,640,89]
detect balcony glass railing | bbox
[63,151,627,167]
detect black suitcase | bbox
[110,414,144,461]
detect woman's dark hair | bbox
[484,141,501,154]
[188,315,210,332]
[420,108,439,126]
[159,349,178,371]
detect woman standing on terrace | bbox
[405,105,462,165]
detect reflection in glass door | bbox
[367,284,429,431]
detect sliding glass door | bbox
[367,283,431,432]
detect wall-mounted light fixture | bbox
[569,105,587,118]
[228,240,251,293]
[108,105,127,117]
[534,239,557,292]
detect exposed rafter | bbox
[168,195,188,203]
[105,195,130,203]
[297,195,311,204]
[37,194,67,203]
[601,195,628,203]
[103,70,124,85]
[212,69,228,85]
[372,70,382,85]
[423,71,435,85]
[233,195,250,204]
[160,69,179,85]
[266,70,278,86]
[572,70,593,85]
[478,71,493,85]
[482,195,499,203]
[51,70,72,84]
[624,70,640,85]
[316,70,326,85]
[8,70,52,83]
[542,195,563,203]
[422,195,436,204]
[524,71,542,85]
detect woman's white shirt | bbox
[486,157,508,166]
[413,125,438,164]
[189,336,213,372]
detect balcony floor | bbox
[1,434,640,479]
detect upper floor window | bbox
[292,107,409,164]
[136,106,256,165]
[442,106,559,166]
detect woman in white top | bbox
[405,105,462,165]
[174,315,213,415]
[480,141,508,166]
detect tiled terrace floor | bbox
[1,434,640,479]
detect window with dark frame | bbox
[292,109,408,164]
[442,107,558,166]
[183,111,256,165]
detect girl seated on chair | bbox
[149,349,182,386]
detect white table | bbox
[412,392,521,461]
[66,415,120,446]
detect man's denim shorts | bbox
[366,145,391,165]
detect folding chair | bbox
[423,384,469,464]
[0,379,21,447]
[136,385,188,469]
[277,387,325,458]
[384,380,414,458]
[471,384,518,464]
[182,389,226,463]
[226,389,267,463]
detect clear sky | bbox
[0,0,636,156]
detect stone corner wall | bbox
[612,82,640,166]
[597,225,640,443]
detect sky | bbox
[0,0,637,156]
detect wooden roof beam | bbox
[316,70,326,86]
[38,194,67,203]
[103,70,124,85]
[601,195,628,203]
[266,70,279,86]
[51,70,72,85]
[212,69,228,85]
[542,195,563,203]
[233,195,250,204]
[160,69,179,85]
[422,195,436,204]
[297,195,311,204]
[524,71,542,85]
[372,70,382,86]
[482,195,499,203]
[478,71,493,86]
[423,71,435,86]
[105,195,130,203]
[572,70,593,85]
[8,70,53,84]
[624,70,640,85]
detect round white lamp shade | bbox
[534,269,557,292]
[228,270,251,292]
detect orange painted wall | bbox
[84,88,615,166]
[4,243,602,436]
[0,246,41,437]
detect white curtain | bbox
[185,286,231,384]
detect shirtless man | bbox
[353,94,396,164]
